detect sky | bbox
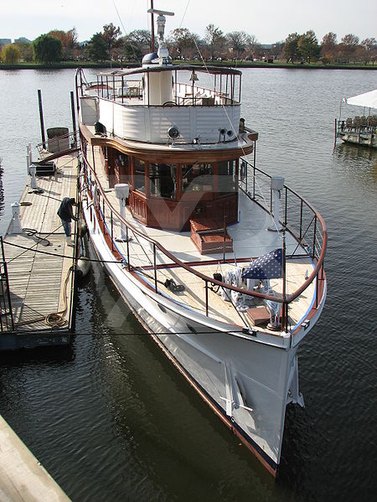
[2,0,376,44]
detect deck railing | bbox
[80,141,326,334]
[75,67,239,107]
[0,237,15,333]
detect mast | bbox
[150,0,155,52]
[147,6,174,65]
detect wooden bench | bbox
[246,306,271,326]
[190,217,233,254]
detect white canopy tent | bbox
[346,89,377,109]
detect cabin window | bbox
[117,154,128,168]
[218,160,237,193]
[182,163,213,192]
[134,159,146,193]
[149,163,176,199]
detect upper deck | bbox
[76,65,248,148]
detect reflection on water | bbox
[335,141,377,164]
[1,68,377,501]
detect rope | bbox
[3,239,122,264]
[6,224,63,263]
[15,266,74,328]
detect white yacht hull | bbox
[83,203,312,475]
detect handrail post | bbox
[284,186,288,227]
[126,226,131,271]
[312,216,317,259]
[153,243,158,292]
[110,210,114,250]
[205,280,209,316]
[252,163,256,200]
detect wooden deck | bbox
[84,145,316,333]
[1,155,78,341]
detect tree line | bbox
[0,24,376,66]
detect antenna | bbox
[148,4,174,54]
[147,8,175,16]
[147,5,175,65]
[150,0,155,52]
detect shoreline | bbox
[1,61,377,71]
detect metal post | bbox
[37,89,46,150]
[150,0,155,52]
[153,243,158,292]
[110,210,114,250]
[284,187,288,227]
[70,91,77,148]
[312,216,317,259]
[205,280,209,316]
[126,227,131,270]
[282,233,287,331]
[0,237,15,331]
[299,199,303,241]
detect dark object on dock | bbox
[47,127,70,153]
[32,161,56,176]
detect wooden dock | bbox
[0,415,71,501]
[0,153,79,349]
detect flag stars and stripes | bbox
[242,248,283,280]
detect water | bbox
[1,67,377,501]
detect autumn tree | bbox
[33,34,63,63]
[360,38,377,64]
[2,44,21,64]
[205,24,226,60]
[13,41,33,62]
[339,33,359,62]
[320,32,337,63]
[102,23,122,60]
[226,31,254,60]
[167,28,198,60]
[48,28,78,59]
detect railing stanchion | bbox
[110,210,114,250]
[153,244,158,292]
[126,226,131,270]
[205,280,209,316]
[312,216,317,259]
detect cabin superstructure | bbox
[77,64,256,233]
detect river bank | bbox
[1,60,377,70]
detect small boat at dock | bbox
[336,88,377,148]
[75,5,327,476]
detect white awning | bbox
[346,89,377,109]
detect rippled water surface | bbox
[1,67,377,501]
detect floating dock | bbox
[0,151,79,350]
[0,415,71,501]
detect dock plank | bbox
[2,154,78,334]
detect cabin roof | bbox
[96,64,242,78]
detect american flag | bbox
[242,248,283,280]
